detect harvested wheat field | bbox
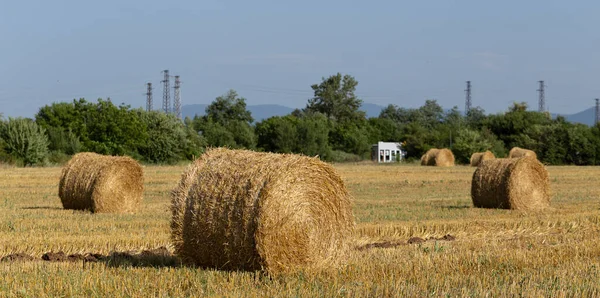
[2,162,600,296]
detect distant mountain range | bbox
[554,107,595,126]
[183,103,597,126]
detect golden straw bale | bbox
[421,148,454,166]
[171,148,355,275]
[508,147,537,159]
[471,157,550,210]
[58,152,144,213]
[421,149,439,165]
[470,150,496,167]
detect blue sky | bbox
[1,0,599,117]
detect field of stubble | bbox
[1,162,600,297]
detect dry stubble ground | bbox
[1,162,600,297]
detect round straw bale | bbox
[421,148,454,166]
[470,150,496,167]
[421,149,439,166]
[509,147,537,159]
[170,148,355,274]
[434,148,455,167]
[58,152,144,213]
[471,157,550,210]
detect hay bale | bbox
[58,152,144,213]
[421,148,454,167]
[471,157,550,210]
[420,149,439,166]
[509,147,537,159]
[170,148,355,274]
[470,150,496,167]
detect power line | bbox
[146,83,153,112]
[465,81,472,114]
[161,70,170,114]
[537,80,545,113]
[173,75,181,119]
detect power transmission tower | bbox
[145,83,153,112]
[173,75,181,119]
[537,80,545,113]
[594,98,600,125]
[161,70,171,114]
[464,81,472,114]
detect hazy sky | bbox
[2,0,599,118]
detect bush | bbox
[138,111,187,164]
[0,118,49,166]
[47,151,72,165]
[328,150,362,163]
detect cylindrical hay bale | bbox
[59,152,144,213]
[421,148,454,166]
[421,149,439,166]
[509,147,537,159]
[434,148,455,167]
[471,157,550,210]
[171,148,355,274]
[470,151,496,167]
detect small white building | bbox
[371,141,405,163]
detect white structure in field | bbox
[371,141,406,163]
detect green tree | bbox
[452,128,491,164]
[306,73,365,122]
[418,99,445,128]
[484,102,551,149]
[379,104,415,124]
[194,90,256,149]
[256,116,298,153]
[366,117,403,145]
[83,100,148,156]
[36,98,147,157]
[195,117,237,148]
[0,118,49,166]
[138,111,187,164]
[465,106,487,129]
[46,126,81,155]
[182,117,207,160]
[205,89,253,124]
[565,124,596,165]
[296,113,331,159]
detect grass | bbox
[1,163,600,297]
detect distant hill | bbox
[563,107,595,126]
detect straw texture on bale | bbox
[58,152,144,213]
[421,148,455,167]
[171,148,355,274]
[471,157,550,210]
[509,147,537,159]
[420,149,439,166]
[470,151,496,167]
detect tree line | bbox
[1,73,599,166]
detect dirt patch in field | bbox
[1,246,178,267]
[409,237,426,244]
[358,234,456,251]
[357,241,405,251]
[1,253,36,262]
